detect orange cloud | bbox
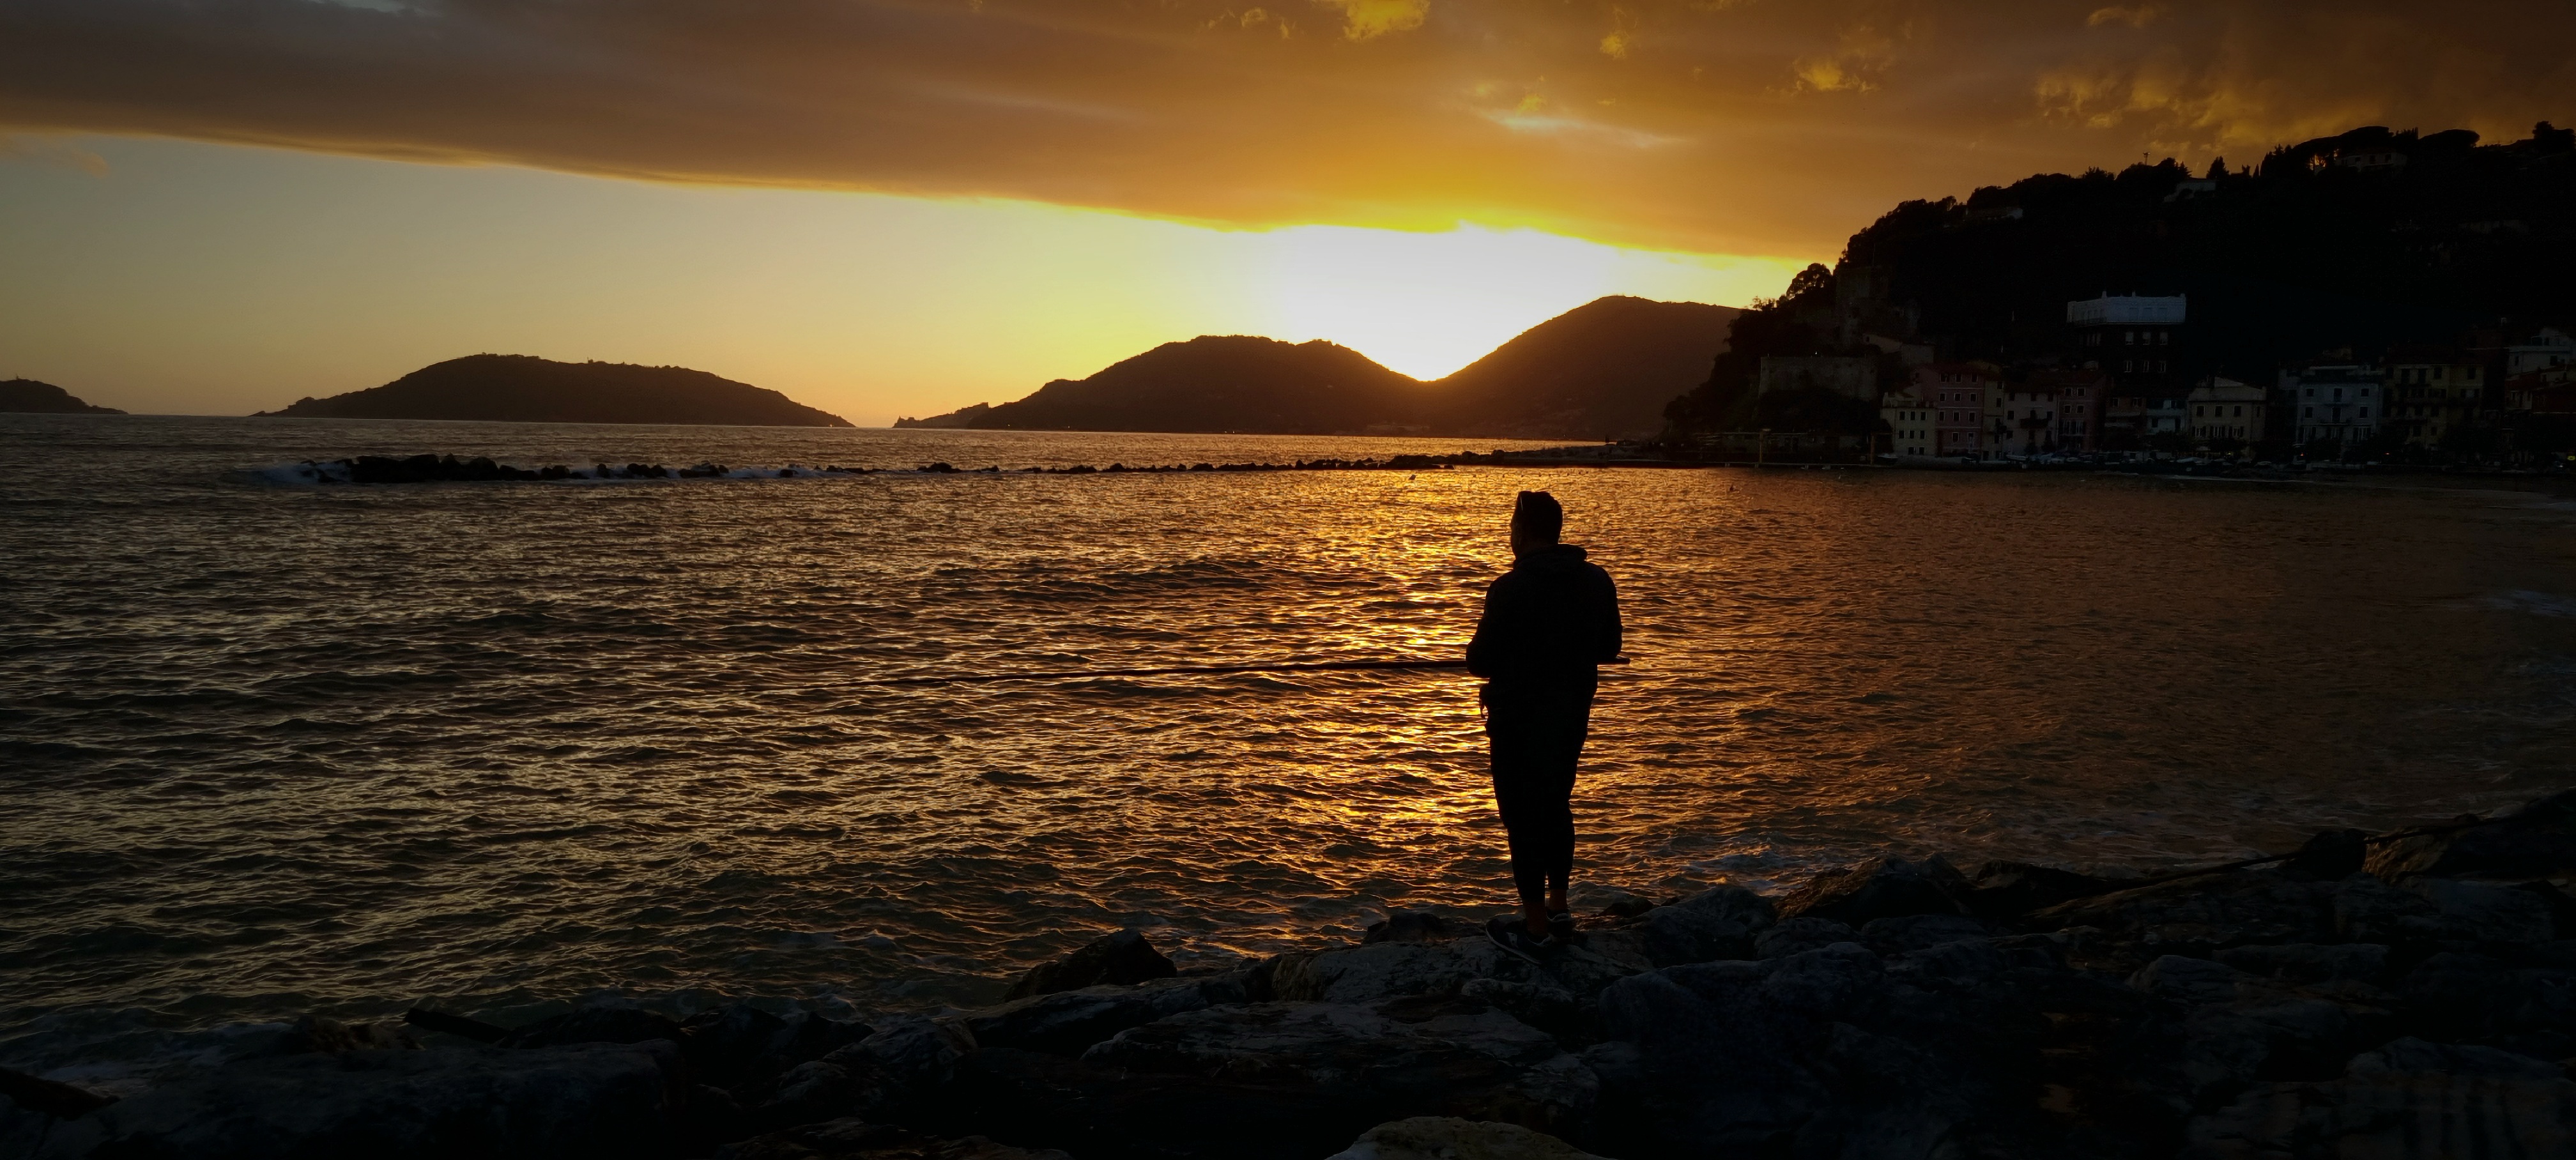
[0,0,2566,254]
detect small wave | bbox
[2467,590,2576,618]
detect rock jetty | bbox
[9,793,2576,1159]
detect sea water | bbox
[5,413,2575,1084]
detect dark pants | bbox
[1486,691,1593,910]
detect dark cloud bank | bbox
[3,0,2570,252]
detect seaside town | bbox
[1848,294,2576,466]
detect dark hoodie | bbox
[1466,544,1621,703]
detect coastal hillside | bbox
[256,355,852,427]
[1,379,125,415]
[1668,121,2576,434]
[958,335,1426,434]
[910,295,1738,439]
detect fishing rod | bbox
[852,655,1630,687]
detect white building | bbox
[2283,365,2382,450]
[1879,388,1934,457]
[2067,294,2187,327]
[2509,328,2574,377]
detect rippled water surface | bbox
[7,414,2576,1071]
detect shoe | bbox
[1547,910,1578,943]
[1485,915,1556,965]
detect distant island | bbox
[1,379,125,415]
[256,355,852,427]
[896,296,1739,441]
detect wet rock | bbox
[1964,860,2125,918]
[2184,1037,2576,1159]
[2032,869,2340,957]
[1627,885,1774,965]
[1001,929,1177,1000]
[1589,889,1658,919]
[1860,913,1993,955]
[963,977,1225,1057]
[2365,790,2576,882]
[1364,910,1451,944]
[499,1004,687,1049]
[30,1042,690,1160]
[1265,936,1637,1023]
[2325,874,2450,945]
[681,1004,871,1088]
[2278,829,2370,881]
[1776,855,1972,927]
[1326,1116,1609,1160]
[733,1059,900,1133]
[822,1015,977,1098]
[719,1117,1071,1160]
[931,1000,1597,1160]
[284,1014,420,1054]
[1080,1000,1595,1134]
[2398,952,2576,1044]
[1754,917,1857,959]
[2214,943,2389,986]
[0,1067,115,1118]
[2409,878,2557,943]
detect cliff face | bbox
[957,296,1738,439]
[256,355,852,427]
[1,379,125,415]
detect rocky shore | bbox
[10,793,2576,1159]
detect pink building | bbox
[2028,368,2108,452]
[1913,362,1998,459]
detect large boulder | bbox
[1326,1116,1608,1160]
[2398,952,2576,1053]
[924,998,1597,1160]
[2029,869,2342,958]
[2183,1038,2576,1159]
[1625,885,1775,966]
[1002,930,1177,1000]
[2363,791,2576,882]
[1260,937,1636,1035]
[2407,878,2558,943]
[962,977,1236,1057]
[719,1117,1071,1160]
[1776,856,1972,927]
[499,1004,687,1050]
[1592,940,2067,1159]
[1963,860,2127,918]
[681,1003,871,1088]
[30,1042,693,1160]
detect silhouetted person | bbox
[1468,491,1621,959]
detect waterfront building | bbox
[1912,362,1997,458]
[2386,349,2487,450]
[2186,378,2267,450]
[2027,368,2108,452]
[2283,364,2383,451]
[2067,293,2189,402]
[1878,388,1935,457]
[2508,328,2574,377]
[1985,383,2061,458]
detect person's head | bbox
[1510,491,1563,556]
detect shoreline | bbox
[11,791,2576,1159]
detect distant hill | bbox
[1429,297,1739,439]
[1,379,125,415]
[911,296,1738,439]
[256,355,852,427]
[964,335,1427,434]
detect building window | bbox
[2360,408,2370,418]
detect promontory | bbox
[255,355,852,427]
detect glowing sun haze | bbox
[1,0,2569,418]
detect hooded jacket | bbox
[1465,544,1622,703]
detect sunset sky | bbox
[4,0,2569,424]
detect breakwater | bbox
[10,793,2575,1160]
